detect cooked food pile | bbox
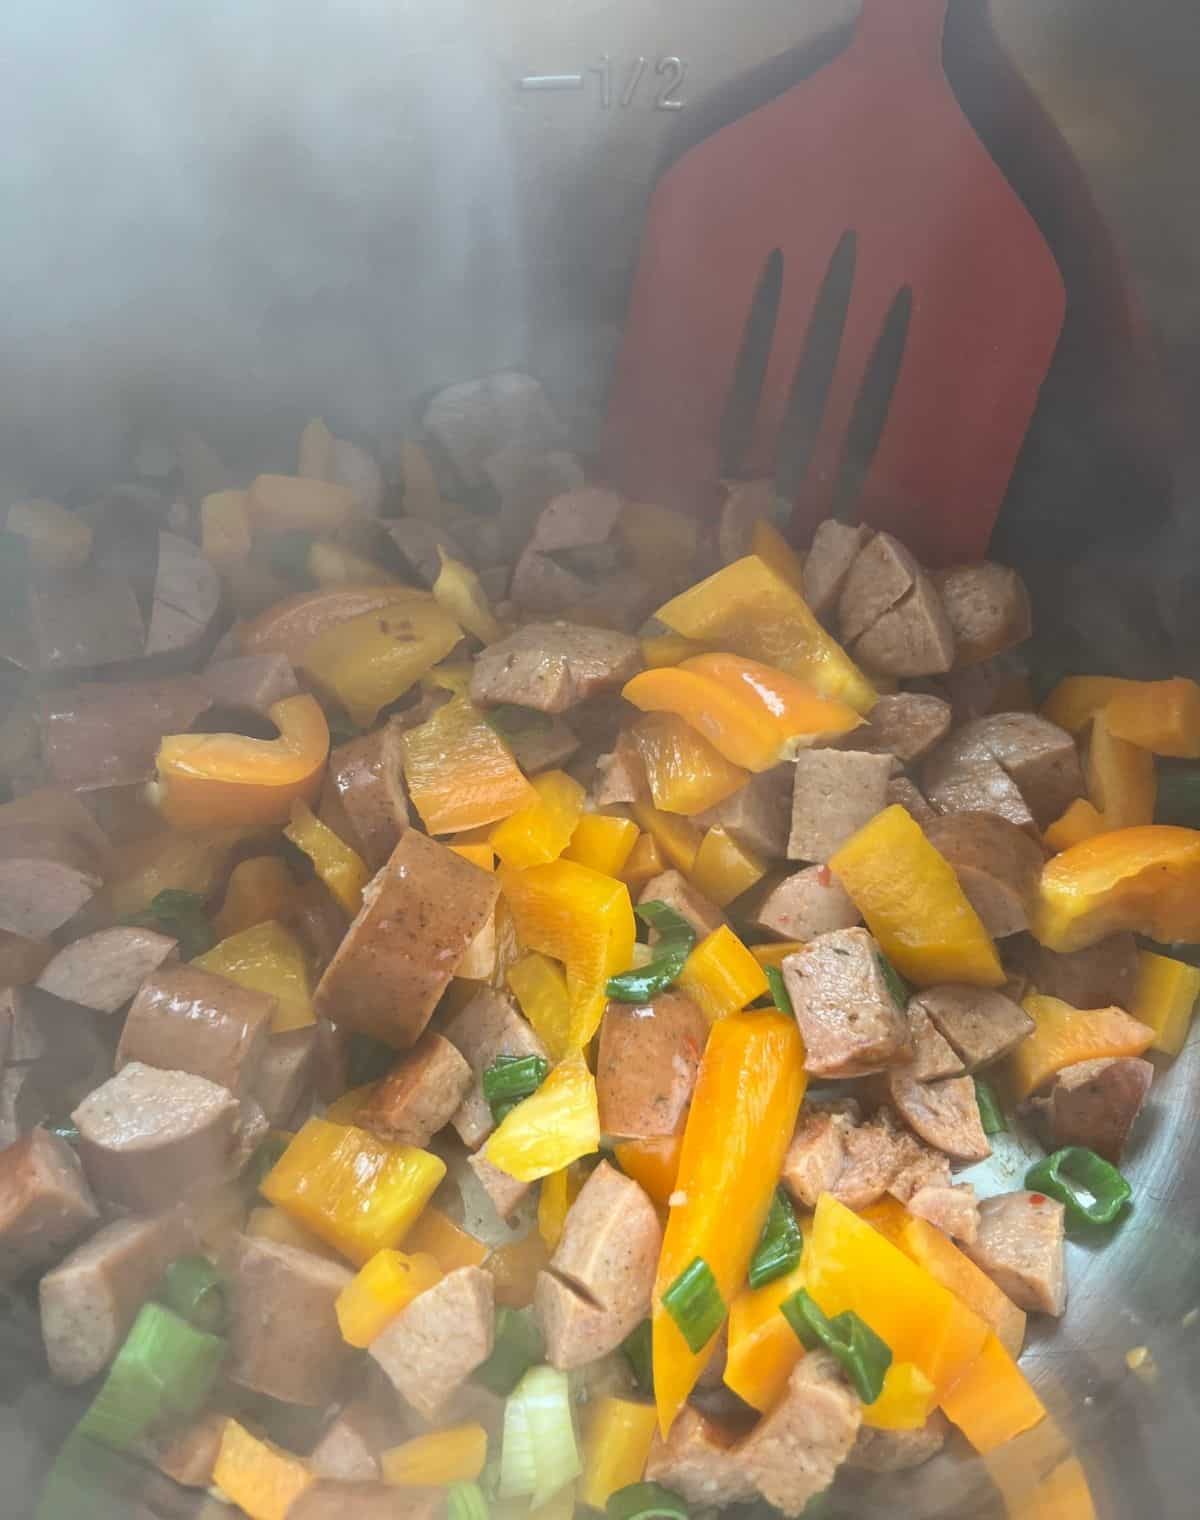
[2,390,1198,1520]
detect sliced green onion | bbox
[446,1481,489,1520]
[475,1307,544,1396]
[77,1302,224,1452]
[875,952,910,1009]
[1025,1146,1132,1228]
[621,1319,653,1394]
[606,902,696,1002]
[780,1288,892,1405]
[499,1365,581,1508]
[483,1054,551,1123]
[974,1078,1007,1137]
[123,888,213,960]
[765,965,793,1015]
[661,1256,725,1354]
[748,1188,803,1289]
[607,1481,689,1520]
[160,1254,229,1334]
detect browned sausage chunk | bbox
[0,1128,98,1284]
[1003,932,1138,1012]
[788,751,893,862]
[969,713,1084,829]
[199,653,299,715]
[596,992,707,1139]
[835,1110,927,1212]
[718,479,778,565]
[638,871,726,941]
[502,712,581,777]
[146,530,221,656]
[313,832,499,1048]
[905,1001,965,1082]
[912,984,1034,1072]
[36,926,178,1014]
[324,719,410,870]
[227,1234,354,1407]
[962,1192,1067,1316]
[844,543,956,676]
[117,964,275,1098]
[0,822,102,939]
[309,1401,403,1482]
[921,730,1035,831]
[644,1406,756,1507]
[782,929,911,1078]
[932,562,1032,668]
[535,1162,661,1369]
[887,775,937,826]
[924,812,1044,938]
[745,866,861,943]
[469,621,641,714]
[696,765,794,859]
[369,1266,495,1421]
[886,1071,991,1162]
[803,520,871,620]
[39,677,212,790]
[467,1151,532,1222]
[836,692,952,764]
[1028,1056,1154,1163]
[847,1412,949,1472]
[255,1026,318,1128]
[781,1103,861,1209]
[356,1033,472,1149]
[592,731,648,807]
[838,533,918,644]
[442,989,548,1148]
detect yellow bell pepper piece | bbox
[1104,675,1200,757]
[306,540,396,589]
[239,584,402,661]
[485,1053,600,1183]
[154,693,329,831]
[804,1194,988,1400]
[621,832,666,892]
[538,1163,584,1249]
[193,919,314,1033]
[324,1083,376,1123]
[382,1424,488,1487]
[1034,825,1200,950]
[654,1010,806,1435]
[613,1136,682,1211]
[335,1249,443,1347]
[247,473,357,535]
[677,925,770,1022]
[862,1360,937,1430]
[500,859,635,1048]
[1131,947,1200,1057]
[491,770,587,869]
[451,843,496,872]
[830,805,1005,987]
[724,1260,808,1412]
[1040,675,1128,733]
[245,1205,342,1264]
[300,594,462,729]
[689,827,767,908]
[749,941,805,969]
[284,800,369,917]
[1086,710,1156,828]
[262,1117,446,1265]
[1009,994,1154,1102]
[565,815,640,878]
[618,500,698,587]
[201,489,253,571]
[403,695,537,835]
[629,713,749,816]
[485,1230,552,1308]
[1043,798,1106,853]
[508,952,572,1061]
[750,516,805,592]
[655,554,877,713]
[580,1398,659,1510]
[639,634,714,669]
[213,1419,314,1520]
[404,1206,490,1272]
[213,856,297,940]
[7,498,93,570]
[940,1332,1046,1454]
[433,548,502,644]
[630,801,702,875]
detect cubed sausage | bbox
[310,1401,404,1482]
[1003,932,1138,1012]
[788,751,893,862]
[469,621,641,714]
[695,765,794,859]
[227,1234,354,1406]
[39,677,213,791]
[644,1405,756,1507]
[744,866,861,942]
[0,1128,98,1283]
[847,1412,949,1472]
[117,964,275,1098]
[145,530,221,657]
[717,479,777,565]
[324,720,410,870]
[838,533,917,644]
[782,929,911,1078]
[638,871,726,941]
[834,1109,924,1211]
[781,1104,861,1209]
[886,1071,991,1162]
[905,1001,965,1082]
[735,1350,863,1517]
[938,650,1033,723]
[901,1177,981,1244]
[285,881,349,980]
[0,822,102,939]
[887,775,937,826]
[593,732,648,807]
[35,927,178,1015]
[912,984,1035,1071]
[356,1033,472,1149]
[802,520,871,620]
[255,1027,318,1129]
[924,812,1044,938]
[529,486,623,554]
[851,577,956,678]
[199,653,299,716]
[369,1266,495,1420]
[921,731,1035,831]
[441,989,548,1148]
[503,713,581,776]
[932,562,1032,669]
[596,992,707,1138]
[467,1151,532,1222]
[535,1162,660,1369]
[313,832,499,1048]
[968,713,1084,829]
[834,692,952,764]
[382,518,467,584]
[962,1192,1067,1316]
[39,1210,192,1383]
[73,1062,242,1213]
[1028,1056,1154,1164]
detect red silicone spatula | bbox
[602,0,1066,566]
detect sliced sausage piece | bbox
[117,964,275,1099]
[255,1027,318,1129]
[313,832,499,1049]
[886,1071,991,1163]
[644,1406,756,1507]
[781,1103,861,1209]
[912,984,1035,1072]
[333,437,385,518]
[788,750,893,862]
[145,531,221,656]
[369,1266,495,1421]
[735,1350,862,1517]
[847,1412,949,1472]
[39,1210,192,1383]
[938,650,1033,723]
[921,732,1035,831]
[27,567,145,672]
[962,1192,1067,1316]
[907,1184,981,1244]
[0,1128,98,1284]
[905,1002,965,1082]
[467,1151,532,1222]
[324,719,410,870]
[356,1032,472,1149]
[73,1061,242,1213]
[0,823,102,939]
[782,929,911,1078]
[596,992,707,1139]
[745,866,861,942]
[535,1162,660,1369]
[227,1234,354,1407]
[285,881,349,980]
[887,775,937,826]
[968,713,1084,829]
[309,1401,403,1482]
[803,520,871,620]
[39,677,212,791]
[932,562,1032,669]
[717,479,777,565]
[1003,932,1138,1011]
[442,989,548,1148]
[593,732,648,807]
[695,764,794,859]
[36,927,178,1014]
[838,533,917,644]
[469,621,641,714]
[199,654,299,716]
[834,693,952,764]
[851,575,956,678]
[833,1110,923,1211]
[503,712,580,777]
[529,486,624,554]
[1027,1056,1154,1164]
[638,871,726,941]
[924,812,1043,938]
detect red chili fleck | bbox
[1029,1193,1047,1205]
[816,865,832,887]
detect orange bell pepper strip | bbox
[654,554,877,713]
[613,1136,683,1210]
[507,951,572,1061]
[490,770,586,868]
[830,805,1005,987]
[1104,675,1200,757]
[485,1053,600,1182]
[630,712,750,815]
[213,856,297,940]
[1040,675,1128,733]
[193,919,314,1032]
[1086,710,1156,828]
[402,696,537,835]
[684,652,862,748]
[862,1361,938,1431]
[1033,824,1200,950]
[403,1205,490,1272]
[724,1259,808,1412]
[579,1397,660,1510]
[1009,993,1154,1102]
[565,814,640,878]
[239,584,400,659]
[153,693,329,831]
[940,1331,1046,1454]
[284,800,369,916]
[1130,947,1200,1057]
[485,1229,552,1308]
[213,1419,314,1520]
[677,925,770,1022]
[335,1249,443,1347]
[1043,798,1106,853]
[689,827,767,908]
[380,1424,488,1486]
[653,1009,806,1435]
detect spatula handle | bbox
[852,0,950,59]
